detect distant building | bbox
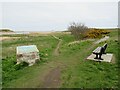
[17,45,40,66]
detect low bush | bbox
[68,22,89,40]
[2,57,29,84]
[0,29,14,32]
[85,28,110,38]
[13,62,29,70]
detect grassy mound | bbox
[0,29,14,32]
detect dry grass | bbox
[0,37,20,41]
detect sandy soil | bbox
[29,31,70,36]
[0,37,20,41]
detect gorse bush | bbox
[68,22,110,39]
[85,28,110,38]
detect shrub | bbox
[2,57,29,83]
[0,29,14,32]
[14,62,29,70]
[68,22,89,40]
[85,28,110,38]
[39,52,46,58]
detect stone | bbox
[87,53,113,62]
[17,45,40,66]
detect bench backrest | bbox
[100,47,105,54]
[102,43,107,53]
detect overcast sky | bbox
[1,2,118,31]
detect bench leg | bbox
[94,54,99,59]
[98,54,103,60]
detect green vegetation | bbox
[68,22,88,40]
[2,29,119,88]
[67,22,110,40]
[0,29,14,32]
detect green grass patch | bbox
[2,30,119,88]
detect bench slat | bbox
[92,43,107,60]
[93,47,101,53]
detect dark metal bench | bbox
[93,43,107,60]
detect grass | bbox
[2,35,59,87]
[2,29,119,88]
[61,44,118,88]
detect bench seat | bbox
[93,47,102,54]
[92,43,107,60]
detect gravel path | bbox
[94,36,109,44]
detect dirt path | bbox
[41,35,62,88]
[54,40,62,56]
[41,67,61,88]
[52,35,62,56]
[41,36,108,88]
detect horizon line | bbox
[0,27,118,32]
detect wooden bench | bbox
[93,43,107,60]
